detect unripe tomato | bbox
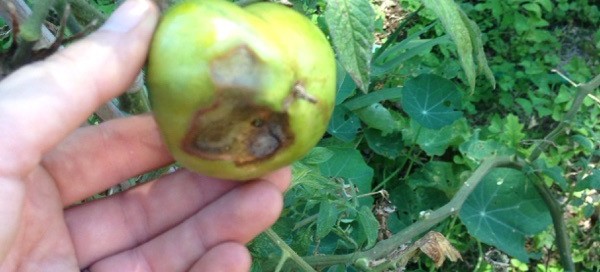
[147,0,336,180]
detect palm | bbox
[0,1,289,270]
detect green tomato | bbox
[147,0,336,180]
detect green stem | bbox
[529,73,600,161]
[264,228,318,272]
[303,157,519,268]
[528,173,575,272]
[526,73,599,272]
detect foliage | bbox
[0,0,598,271]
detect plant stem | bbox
[528,173,575,272]
[303,156,520,268]
[526,73,599,272]
[264,228,318,272]
[529,73,600,161]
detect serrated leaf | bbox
[357,205,379,248]
[327,106,361,142]
[325,0,375,93]
[354,102,398,134]
[502,114,526,148]
[317,201,340,239]
[417,125,454,156]
[422,0,476,92]
[320,147,374,196]
[459,130,515,163]
[401,74,463,129]
[372,36,451,77]
[458,8,496,90]
[459,168,551,261]
[364,128,403,159]
[302,147,335,165]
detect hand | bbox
[0,0,290,271]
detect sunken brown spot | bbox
[181,45,294,165]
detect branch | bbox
[523,73,600,272]
[303,156,520,269]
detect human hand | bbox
[0,0,290,271]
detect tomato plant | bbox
[1,0,598,271]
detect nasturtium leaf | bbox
[459,168,552,262]
[354,102,399,134]
[357,205,379,248]
[327,106,361,142]
[325,0,375,93]
[319,147,374,198]
[401,74,463,129]
[317,201,340,239]
[364,128,403,159]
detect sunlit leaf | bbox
[325,0,375,92]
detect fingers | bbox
[41,115,173,205]
[85,180,283,272]
[189,243,251,272]
[0,0,159,176]
[0,177,25,262]
[66,167,290,268]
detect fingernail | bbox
[101,0,152,33]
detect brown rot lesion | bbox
[181,100,294,166]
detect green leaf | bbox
[574,169,600,191]
[422,0,476,92]
[571,135,594,153]
[364,128,403,159]
[343,87,402,110]
[357,205,379,248]
[319,147,374,196]
[459,130,515,163]
[335,61,357,105]
[458,9,496,90]
[502,114,526,148]
[327,106,361,142]
[302,147,335,165]
[531,159,568,191]
[459,168,552,262]
[416,125,454,156]
[325,0,375,93]
[372,36,451,77]
[317,201,340,239]
[401,74,463,129]
[354,102,398,134]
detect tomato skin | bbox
[147,0,335,180]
